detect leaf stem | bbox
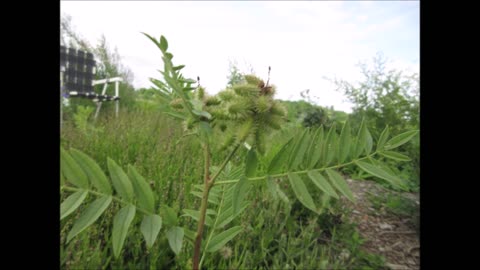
[214,152,378,185]
[61,186,152,215]
[199,184,227,267]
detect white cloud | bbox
[61,1,419,113]
[357,15,368,22]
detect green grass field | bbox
[61,105,393,270]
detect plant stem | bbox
[193,142,212,270]
[192,143,241,270]
[210,143,242,183]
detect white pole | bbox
[94,80,109,120]
[115,81,119,118]
[94,101,102,120]
[60,70,64,127]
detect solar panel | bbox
[60,45,120,122]
[60,46,67,68]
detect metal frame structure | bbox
[60,46,123,123]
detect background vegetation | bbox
[60,14,419,269]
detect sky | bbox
[61,1,419,113]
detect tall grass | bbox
[60,106,386,269]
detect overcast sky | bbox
[61,1,419,113]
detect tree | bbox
[60,13,92,51]
[331,53,419,136]
[331,53,420,189]
[94,35,134,85]
[225,60,257,88]
[226,61,244,88]
[302,107,329,128]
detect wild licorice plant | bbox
[60,34,418,269]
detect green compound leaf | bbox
[107,158,134,202]
[128,165,155,213]
[61,147,88,188]
[67,196,112,243]
[166,226,184,255]
[112,205,136,258]
[337,120,351,164]
[60,190,88,220]
[141,214,163,249]
[384,130,419,150]
[70,148,111,194]
[379,151,411,161]
[355,160,404,188]
[288,173,318,214]
[307,171,339,199]
[325,169,355,203]
[206,226,243,253]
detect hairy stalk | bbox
[210,143,243,184]
[193,143,211,270]
[214,152,378,185]
[193,143,241,270]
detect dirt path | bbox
[342,179,420,270]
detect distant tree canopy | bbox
[331,53,420,188]
[226,61,245,88]
[302,107,329,128]
[331,53,419,137]
[136,88,160,99]
[225,60,258,88]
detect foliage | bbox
[331,53,420,189]
[93,35,134,84]
[331,53,419,135]
[278,90,348,132]
[368,192,419,232]
[60,35,418,269]
[72,105,103,135]
[296,89,346,131]
[226,61,246,88]
[61,146,182,259]
[60,13,92,51]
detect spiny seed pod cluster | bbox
[169,98,184,110]
[183,116,196,131]
[233,85,260,97]
[196,86,205,100]
[227,99,254,119]
[244,75,263,86]
[208,108,231,120]
[270,102,287,116]
[255,96,270,113]
[237,118,255,142]
[205,96,221,106]
[205,74,287,154]
[219,133,237,151]
[217,90,235,102]
[174,86,213,132]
